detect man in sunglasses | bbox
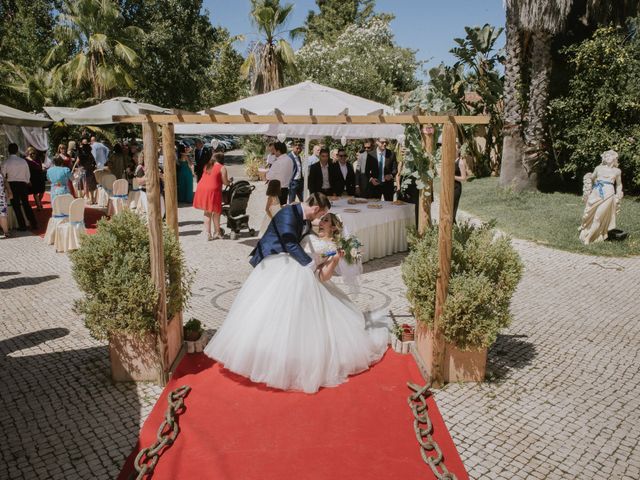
[364,138,397,201]
[329,148,356,196]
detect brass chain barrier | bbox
[407,382,457,480]
[134,385,191,479]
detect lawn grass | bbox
[435,176,640,257]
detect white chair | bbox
[94,169,107,207]
[108,179,129,216]
[136,190,166,218]
[129,177,143,210]
[44,194,74,245]
[55,198,86,252]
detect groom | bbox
[250,192,331,268]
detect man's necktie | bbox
[378,153,384,183]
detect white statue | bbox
[579,150,624,245]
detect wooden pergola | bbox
[114,112,490,387]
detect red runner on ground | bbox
[119,350,468,480]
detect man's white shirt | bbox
[2,154,31,183]
[266,153,294,187]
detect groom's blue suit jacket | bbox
[249,203,312,268]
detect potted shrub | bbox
[390,322,415,354]
[402,222,523,382]
[70,210,193,382]
[184,318,206,353]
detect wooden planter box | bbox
[414,324,487,383]
[109,314,184,383]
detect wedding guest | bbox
[67,140,78,161]
[24,146,46,210]
[266,142,293,205]
[265,141,277,166]
[453,150,468,224]
[308,148,333,196]
[330,148,356,196]
[355,139,375,197]
[193,152,231,240]
[330,148,339,164]
[78,143,98,205]
[2,143,37,231]
[258,179,282,236]
[0,170,11,238]
[129,141,140,167]
[177,143,194,203]
[307,144,322,166]
[47,156,73,204]
[90,136,110,169]
[364,137,397,201]
[109,143,126,179]
[288,142,304,203]
[193,139,212,182]
[56,144,73,168]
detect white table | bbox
[330,198,416,262]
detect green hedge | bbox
[402,222,523,350]
[70,210,193,340]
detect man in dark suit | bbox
[364,138,397,201]
[193,139,212,182]
[330,148,356,196]
[288,142,304,203]
[307,148,334,196]
[250,192,331,268]
[354,139,375,198]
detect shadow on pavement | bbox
[0,328,145,478]
[486,334,537,382]
[0,274,59,290]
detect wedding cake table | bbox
[329,198,415,262]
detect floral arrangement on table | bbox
[336,235,363,265]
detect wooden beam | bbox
[431,120,457,388]
[143,122,169,386]
[112,114,491,125]
[418,124,435,233]
[162,123,179,238]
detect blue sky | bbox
[202,0,506,73]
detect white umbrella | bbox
[174,81,403,139]
[0,103,52,128]
[44,97,170,125]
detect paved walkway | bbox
[1,157,639,479]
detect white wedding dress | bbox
[204,235,390,393]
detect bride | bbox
[204,212,390,394]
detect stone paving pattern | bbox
[1,155,639,479]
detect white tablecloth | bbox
[330,198,415,262]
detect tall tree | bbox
[242,0,303,94]
[303,0,375,44]
[202,29,248,107]
[46,0,143,101]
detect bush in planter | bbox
[184,318,203,341]
[402,222,523,350]
[70,210,194,340]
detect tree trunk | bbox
[499,7,537,192]
[522,30,552,185]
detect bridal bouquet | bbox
[336,235,363,265]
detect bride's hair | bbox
[323,213,343,242]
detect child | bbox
[258,180,282,237]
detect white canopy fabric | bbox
[0,103,52,128]
[45,97,170,125]
[174,81,403,139]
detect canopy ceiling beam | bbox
[112,114,490,125]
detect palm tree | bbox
[46,0,143,100]
[242,0,303,94]
[1,61,76,110]
[500,0,640,192]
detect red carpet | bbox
[119,351,468,480]
[28,193,105,237]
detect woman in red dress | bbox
[193,152,232,240]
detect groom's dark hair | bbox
[306,192,331,210]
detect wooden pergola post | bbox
[418,124,435,233]
[162,123,179,237]
[143,122,170,385]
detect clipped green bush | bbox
[402,222,523,350]
[70,210,194,340]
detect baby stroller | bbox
[222,180,256,239]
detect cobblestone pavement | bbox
[1,156,639,479]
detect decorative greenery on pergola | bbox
[114,112,490,388]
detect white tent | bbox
[0,103,52,128]
[0,104,51,157]
[174,81,403,139]
[45,97,170,125]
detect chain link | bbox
[407,382,457,480]
[134,385,191,479]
